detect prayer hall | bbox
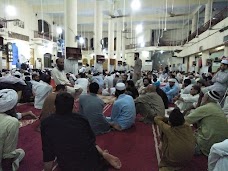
[0,0,228,170]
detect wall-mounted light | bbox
[6,5,16,17]
[56,27,62,34]
[140,42,145,47]
[131,0,141,11]
[79,37,84,44]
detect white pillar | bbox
[224,45,228,57]
[122,32,126,69]
[116,19,122,70]
[204,0,213,24]
[202,51,209,66]
[189,55,195,72]
[191,13,197,33]
[0,51,2,71]
[64,0,78,75]
[108,19,114,72]
[94,0,103,72]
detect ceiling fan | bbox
[168,11,189,17]
[0,17,20,22]
[103,0,129,19]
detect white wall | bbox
[179,18,228,58]
[0,0,58,69]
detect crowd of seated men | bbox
[0,57,228,171]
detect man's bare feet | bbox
[109,123,122,131]
[22,111,38,119]
[103,151,122,169]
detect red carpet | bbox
[16,102,208,171]
[16,103,158,171]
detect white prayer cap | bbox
[13,71,22,77]
[116,72,120,76]
[221,59,228,65]
[168,78,176,82]
[207,90,220,101]
[0,89,18,113]
[116,82,126,91]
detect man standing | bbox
[107,83,136,131]
[0,89,25,171]
[51,58,82,96]
[79,82,110,135]
[41,92,121,171]
[185,90,228,156]
[133,52,142,83]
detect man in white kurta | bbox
[0,89,25,171]
[208,139,228,171]
[202,59,228,96]
[51,58,82,95]
[174,85,200,111]
[31,80,53,109]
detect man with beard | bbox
[51,58,82,96]
[138,77,152,95]
[133,52,142,83]
[161,79,179,103]
[201,59,228,96]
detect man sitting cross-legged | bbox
[79,82,111,135]
[107,83,136,131]
[41,92,121,171]
[185,90,228,156]
[0,89,25,171]
[135,85,165,124]
[173,85,201,112]
[154,108,195,171]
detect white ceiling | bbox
[27,0,228,32]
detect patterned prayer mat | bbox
[17,104,41,128]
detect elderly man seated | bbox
[174,85,201,112]
[185,90,228,156]
[201,59,228,96]
[51,58,82,96]
[161,78,179,103]
[0,89,25,171]
[135,85,165,124]
[107,83,136,131]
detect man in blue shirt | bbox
[107,83,136,131]
[162,79,179,103]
